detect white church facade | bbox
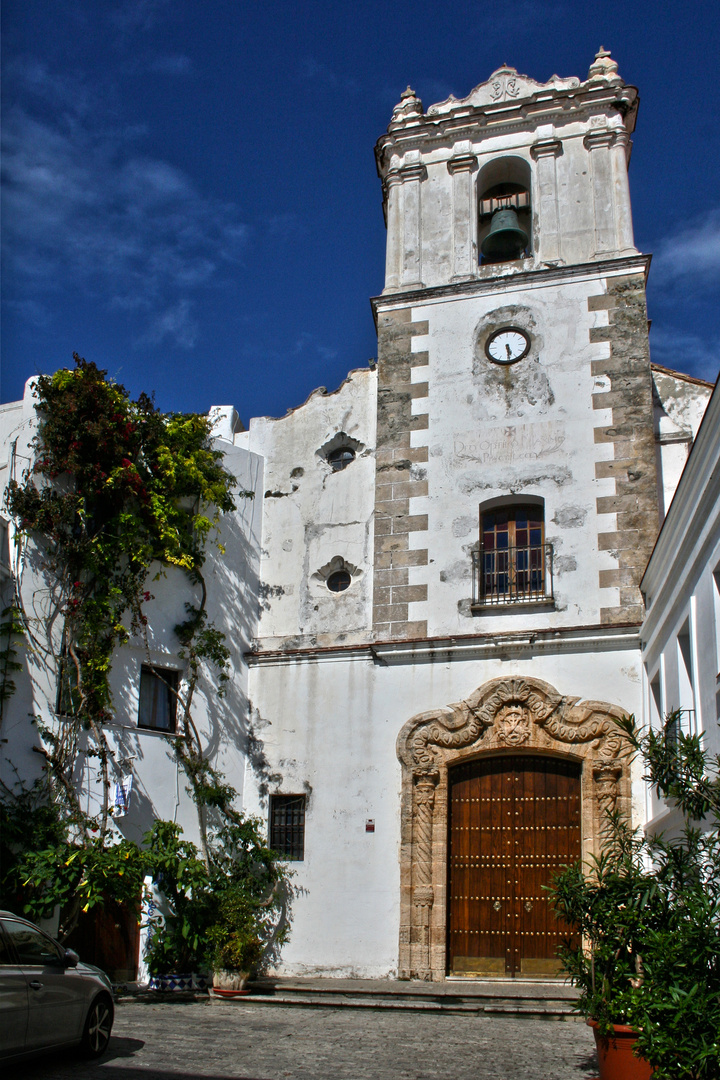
[0,51,715,982]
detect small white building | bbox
[640,377,720,839]
[0,51,715,982]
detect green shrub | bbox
[550,712,720,1080]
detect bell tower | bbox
[376,49,638,291]
[371,50,657,643]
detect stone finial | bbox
[391,85,423,126]
[587,46,622,84]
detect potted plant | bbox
[207,890,264,995]
[550,713,720,1080]
[142,822,213,991]
[142,811,289,994]
[551,828,656,1079]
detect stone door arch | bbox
[395,676,629,981]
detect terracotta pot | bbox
[212,969,251,995]
[588,1020,654,1080]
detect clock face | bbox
[485,327,531,365]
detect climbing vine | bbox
[2,355,254,938]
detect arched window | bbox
[327,446,356,472]
[473,503,552,607]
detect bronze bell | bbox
[481,207,529,262]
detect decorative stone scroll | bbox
[396,677,631,981]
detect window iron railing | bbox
[472,543,553,607]
[666,708,699,744]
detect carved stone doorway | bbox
[448,755,581,977]
[396,677,629,981]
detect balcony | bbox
[471,543,554,610]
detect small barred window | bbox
[269,794,306,861]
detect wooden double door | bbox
[448,755,581,977]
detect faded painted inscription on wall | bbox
[454,421,566,465]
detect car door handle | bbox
[29,980,43,990]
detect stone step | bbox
[214,992,578,1017]
[216,978,580,1018]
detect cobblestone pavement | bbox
[7,999,599,1080]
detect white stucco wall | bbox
[245,642,644,977]
[241,367,377,649]
[641,378,720,836]
[651,366,713,520]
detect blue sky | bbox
[2,0,719,423]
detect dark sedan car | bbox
[0,911,114,1061]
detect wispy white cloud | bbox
[108,0,171,37]
[5,55,93,115]
[299,56,360,94]
[140,299,198,349]
[649,325,720,384]
[147,53,193,76]
[652,209,720,288]
[293,331,338,365]
[469,0,569,36]
[2,59,247,350]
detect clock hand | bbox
[506,342,512,359]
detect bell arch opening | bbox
[477,156,532,263]
[395,676,630,981]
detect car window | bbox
[0,926,15,965]
[3,919,65,966]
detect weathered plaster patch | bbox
[458,465,572,493]
[554,555,578,574]
[552,505,588,528]
[452,516,476,538]
[469,305,554,418]
[439,559,472,583]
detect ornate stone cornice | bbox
[371,254,652,320]
[446,153,477,174]
[375,81,639,173]
[530,138,563,160]
[246,620,643,665]
[397,676,628,771]
[583,129,618,150]
[397,163,427,183]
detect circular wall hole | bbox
[327,570,352,592]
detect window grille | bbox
[327,446,355,471]
[327,569,351,592]
[270,794,306,861]
[472,505,553,607]
[138,665,179,732]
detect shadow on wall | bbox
[61,451,266,846]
